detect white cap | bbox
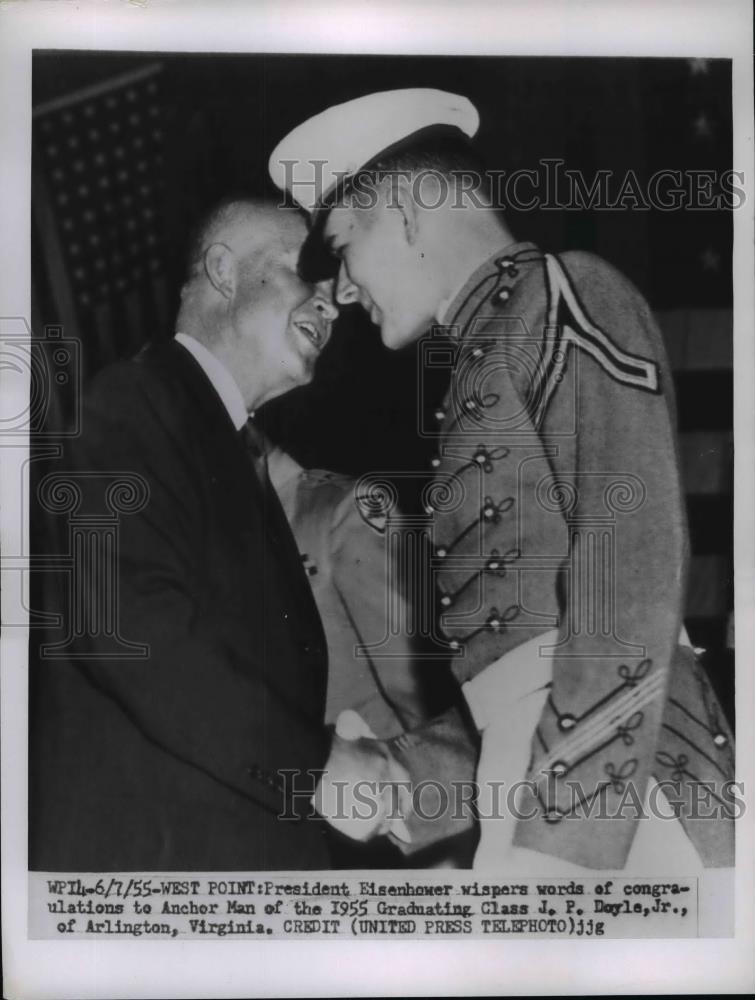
[268,87,480,213]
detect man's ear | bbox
[391,175,420,246]
[203,242,235,299]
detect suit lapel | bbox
[146,340,327,662]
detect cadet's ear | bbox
[392,174,420,246]
[203,243,236,299]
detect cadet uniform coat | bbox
[421,242,734,869]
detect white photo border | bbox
[2,1,753,996]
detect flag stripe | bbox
[33,62,163,118]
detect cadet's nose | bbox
[335,262,360,306]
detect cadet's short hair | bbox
[368,130,487,179]
[348,130,490,207]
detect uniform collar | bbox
[436,240,541,329]
[174,332,249,431]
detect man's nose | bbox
[312,280,339,322]
[335,262,359,306]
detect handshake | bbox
[313,710,413,845]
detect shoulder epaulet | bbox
[528,253,661,429]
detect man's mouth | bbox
[294,320,325,351]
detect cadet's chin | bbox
[380,320,426,352]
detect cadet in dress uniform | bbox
[268,89,736,872]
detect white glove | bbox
[313,710,412,843]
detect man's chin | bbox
[266,354,316,401]
[291,330,324,372]
[291,355,316,385]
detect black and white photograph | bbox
[2,1,754,997]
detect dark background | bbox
[31,52,734,723]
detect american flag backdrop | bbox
[648,58,734,714]
[32,61,170,408]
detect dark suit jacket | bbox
[29,339,331,871]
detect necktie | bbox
[239,417,270,487]
[239,417,291,551]
[238,416,328,712]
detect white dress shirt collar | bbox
[174,332,249,431]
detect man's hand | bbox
[314,711,412,842]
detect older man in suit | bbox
[29,199,346,871]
